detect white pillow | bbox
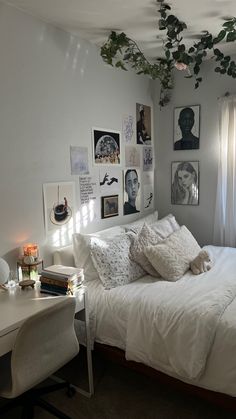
[72,225,125,282]
[144,226,201,281]
[151,214,180,239]
[90,233,145,289]
[123,210,158,233]
[129,223,161,277]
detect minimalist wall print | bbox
[143,171,154,211]
[123,168,141,215]
[144,185,154,210]
[125,145,141,167]
[101,195,119,219]
[122,115,134,143]
[79,175,99,205]
[70,146,89,175]
[171,161,199,205]
[43,182,76,232]
[93,128,121,165]
[143,146,153,171]
[136,103,152,145]
[174,105,200,150]
[99,167,121,194]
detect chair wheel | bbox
[67,385,76,398]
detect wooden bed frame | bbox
[94,342,236,412]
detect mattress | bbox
[86,245,236,397]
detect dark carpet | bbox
[0,348,235,419]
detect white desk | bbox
[0,282,94,397]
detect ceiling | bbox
[2,0,236,59]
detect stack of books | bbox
[40,265,84,296]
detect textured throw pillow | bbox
[129,223,161,277]
[144,226,201,281]
[150,214,180,239]
[90,233,145,289]
[123,210,158,233]
[72,225,125,282]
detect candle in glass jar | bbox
[23,243,39,259]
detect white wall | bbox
[153,59,236,246]
[0,3,154,267]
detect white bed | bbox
[53,215,236,399]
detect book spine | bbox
[40,283,68,294]
[40,270,76,281]
[40,276,69,287]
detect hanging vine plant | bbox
[100,0,236,106]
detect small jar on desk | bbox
[17,257,44,281]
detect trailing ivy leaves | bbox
[100,0,236,106]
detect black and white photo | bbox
[99,167,121,194]
[136,103,152,145]
[101,195,119,218]
[171,161,199,205]
[143,146,153,171]
[123,168,141,215]
[174,105,200,150]
[93,128,121,165]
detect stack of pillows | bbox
[72,211,202,290]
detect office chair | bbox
[0,297,79,419]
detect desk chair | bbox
[0,298,79,419]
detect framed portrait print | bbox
[92,128,121,165]
[171,161,199,205]
[173,105,200,150]
[101,195,119,218]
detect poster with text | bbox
[79,175,99,206]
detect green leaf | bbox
[226,32,236,42]
[216,29,226,42]
[188,47,195,54]
[172,51,180,60]
[165,50,171,60]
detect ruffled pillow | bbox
[144,226,201,281]
[129,223,161,276]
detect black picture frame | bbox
[101,195,119,218]
[171,161,199,205]
[173,105,200,150]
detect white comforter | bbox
[86,245,236,396]
[126,245,236,379]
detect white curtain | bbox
[213,95,236,247]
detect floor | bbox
[0,349,235,419]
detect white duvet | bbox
[86,245,236,396]
[126,245,236,379]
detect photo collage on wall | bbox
[172,105,200,206]
[43,103,155,234]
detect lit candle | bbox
[23,243,39,259]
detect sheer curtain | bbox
[213,95,236,246]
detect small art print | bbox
[136,103,152,145]
[143,146,153,171]
[174,105,200,150]
[171,161,199,205]
[101,195,119,218]
[93,128,121,165]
